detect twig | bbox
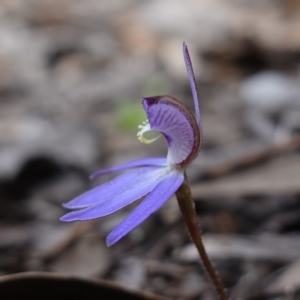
[201,134,300,180]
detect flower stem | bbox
[175,178,228,300]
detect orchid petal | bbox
[143,97,200,166]
[183,42,202,138]
[90,157,167,179]
[60,167,172,221]
[106,170,184,246]
[63,167,159,209]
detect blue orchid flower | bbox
[60,42,202,246]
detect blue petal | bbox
[63,167,159,209]
[60,167,172,222]
[106,170,184,246]
[90,157,167,179]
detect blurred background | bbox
[1,0,300,299]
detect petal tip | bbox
[62,202,71,209]
[106,235,117,247]
[89,171,102,180]
[60,215,72,222]
[142,96,160,107]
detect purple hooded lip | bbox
[142,95,201,168]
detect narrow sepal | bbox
[60,167,171,221]
[106,170,184,246]
[183,42,202,140]
[90,157,167,179]
[63,167,159,209]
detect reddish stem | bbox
[175,178,228,300]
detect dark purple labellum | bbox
[141,95,201,169]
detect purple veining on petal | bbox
[63,167,160,209]
[106,170,184,246]
[183,42,202,140]
[60,167,171,222]
[90,157,167,179]
[142,97,196,166]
